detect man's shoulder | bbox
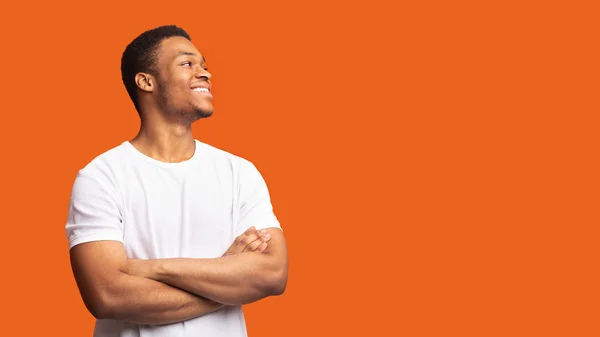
[196,141,270,188]
[78,142,130,177]
[196,140,254,168]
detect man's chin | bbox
[193,108,214,120]
[200,109,214,118]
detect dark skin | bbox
[130,36,214,163]
[70,227,273,324]
[69,36,288,324]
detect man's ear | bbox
[135,72,155,93]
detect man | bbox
[65,25,288,337]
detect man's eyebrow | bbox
[173,51,206,63]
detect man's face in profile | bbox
[153,36,214,121]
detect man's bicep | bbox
[264,228,288,278]
[264,228,287,257]
[263,228,288,294]
[69,240,128,316]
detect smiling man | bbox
[65,25,287,337]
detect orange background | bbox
[0,0,598,336]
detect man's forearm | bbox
[134,249,286,306]
[97,271,225,325]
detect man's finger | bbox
[243,238,266,252]
[242,232,271,253]
[239,233,260,248]
[234,226,256,245]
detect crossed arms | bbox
[69,226,288,326]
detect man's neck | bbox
[130,120,196,163]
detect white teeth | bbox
[193,87,209,92]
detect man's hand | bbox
[222,226,271,256]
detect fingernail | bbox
[264,234,271,240]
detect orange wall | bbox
[0,1,597,336]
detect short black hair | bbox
[120,25,191,113]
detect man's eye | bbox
[182,61,192,66]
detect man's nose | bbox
[195,67,211,80]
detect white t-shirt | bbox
[65,140,281,337]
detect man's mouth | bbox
[192,87,210,93]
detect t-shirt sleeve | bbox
[235,159,282,236]
[65,167,124,250]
